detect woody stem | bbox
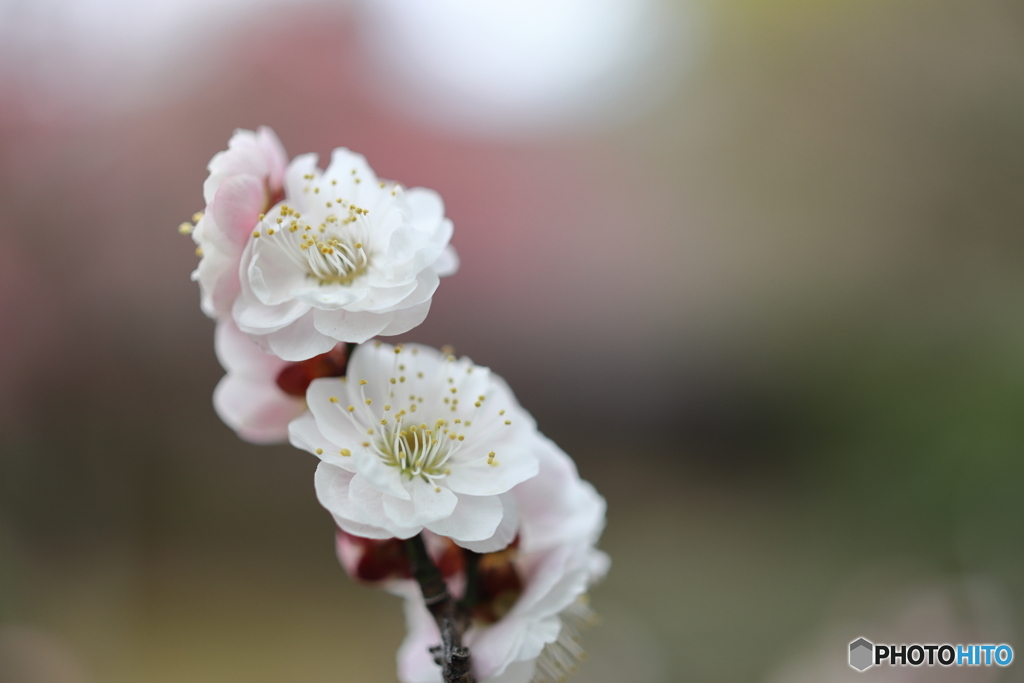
[405,534,476,683]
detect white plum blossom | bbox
[289,343,540,552]
[395,435,608,683]
[212,318,349,444]
[232,150,458,360]
[191,127,288,318]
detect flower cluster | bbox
[183,128,606,683]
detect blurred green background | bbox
[2,0,1024,681]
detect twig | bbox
[405,535,476,683]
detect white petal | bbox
[255,126,288,190]
[211,174,266,249]
[312,307,392,344]
[292,281,370,310]
[283,153,320,211]
[405,186,445,232]
[351,473,421,538]
[344,278,420,313]
[260,311,338,361]
[514,435,607,552]
[382,478,458,528]
[305,377,370,445]
[452,493,518,553]
[397,596,443,683]
[424,491,503,543]
[213,374,302,444]
[248,238,312,306]
[444,441,539,497]
[379,300,431,336]
[214,318,284,376]
[432,244,460,278]
[288,412,357,471]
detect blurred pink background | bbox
[3,0,1024,681]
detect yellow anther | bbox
[365,399,372,405]
[340,449,351,456]
[380,418,387,425]
[315,448,323,455]
[457,435,465,441]
[178,222,193,235]
[258,213,265,220]
[474,402,482,407]
[192,212,204,222]
[347,405,355,412]
[195,246,203,257]
[435,486,441,493]
[499,409,505,415]
[359,379,368,385]
[267,228,275,235]
[488,451,495,457]
[252,231,260,238]
[362,441,370,447]
[389,378,396,384]
[384,404,391,411]
[367,428,374,434]
[329,397,339,403]
[505,420,511,425]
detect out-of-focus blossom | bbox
[232,150,458,360]
[395,434,608,683]
[335,529,464,585]
[212,318,348,444]
[290,343,538,552]
[190,127,288,318]
[357,0,690,137]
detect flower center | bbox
[375,419,461,481]
[328,346,516,487]
[302,233,369,285]
[253,202,371,285]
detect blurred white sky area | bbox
[0,0,691,135]
[357,0,690,136]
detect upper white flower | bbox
[232,150,458,360]
[191,127,288,318]
[212,318,349,444]
[395,435,608,683]
[290,342,540,552]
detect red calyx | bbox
[275,344,349,397]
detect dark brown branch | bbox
[405,535,476,683]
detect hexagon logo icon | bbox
[849,638,874,671]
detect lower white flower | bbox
[395,435,609,683]
[213,318,348,444]
[289,343,541,552]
